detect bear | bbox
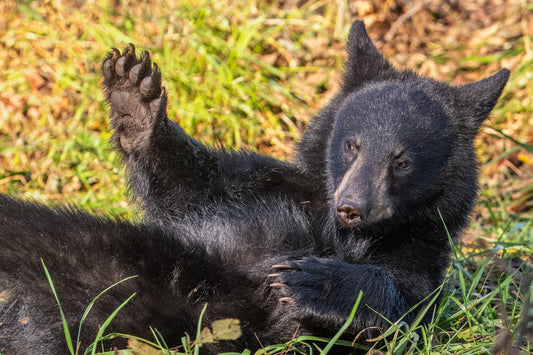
[102,19,509,337]
[0,20,508,354]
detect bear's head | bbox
[328,20,509,232]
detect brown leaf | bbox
[197,326,215,344]
[21,69,46,92]
[128,337,163,354]
[211,318,241,341]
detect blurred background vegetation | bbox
[0,0,532,353]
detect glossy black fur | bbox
[0,21,508,354]
[0,195,324,353]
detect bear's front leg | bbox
[269,257,411,340]
[102,44,219,216]
[101,45,325,220]
[102,44,165,153]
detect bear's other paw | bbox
[269,257,357,327]
[269,257,405,336]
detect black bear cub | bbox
[0,20,508,354]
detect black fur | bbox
[0,195,322,353]
[0,20,508,354]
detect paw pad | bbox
[101,43,168,153]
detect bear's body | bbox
[0,21,508,354]
[0,195,323,354]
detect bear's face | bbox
[327,82,455,228]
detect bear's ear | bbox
[454,69,510,132]
[341,20,397,92]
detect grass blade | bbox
[87,292,137,355]
[321,290,363,354]
[194,303,209,355]
[77,275,138,351]
[41,258,75,355]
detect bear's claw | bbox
[269,282,286,289]
[279,297,294,303]
[115,43,137,77]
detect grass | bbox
[0,0,532,354]
[42,258,141,355]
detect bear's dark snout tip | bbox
[336,202,364,228]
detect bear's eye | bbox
[345,142,355,151]
[395,157,411,170]
[344,139,359,153]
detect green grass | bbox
[1,0,532,354]
[0,0,343,214]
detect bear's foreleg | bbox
[102,45,324,219]
[102,44,221,216]
[269,257,413,340]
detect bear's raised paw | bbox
[102,44,168,153]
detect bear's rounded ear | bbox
[454,68,510,132]
[342,20,397,92]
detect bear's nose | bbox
[336,202,364,227]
